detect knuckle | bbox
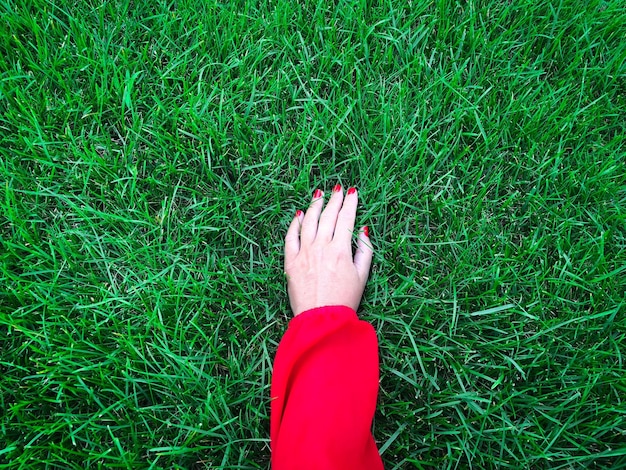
[329,245,349,264]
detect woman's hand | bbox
[284,185,374,316]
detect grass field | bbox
[1,0,626,468]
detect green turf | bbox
[1,0,625,468]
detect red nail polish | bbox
[313,189,322,199]
[296,210,303,218]
[333,184,341,192]
[347,187,356,195]
[364,226,369,237]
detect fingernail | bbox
[296,210,303,218]
[313,189,322,199]
[364,226,369,237]
[347,187,356,195]
[333,184,342,192]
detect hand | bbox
[284,185,374,316]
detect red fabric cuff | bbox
[288,305,358,328]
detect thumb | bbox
[284,210,304,268]
[353,226,373,282]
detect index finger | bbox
[332,187,358,249]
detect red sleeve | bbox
[270,305,383,470]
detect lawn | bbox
[1,0,625,468]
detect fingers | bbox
[333,187,358,248]
[354,226,374,282]
[284,210,304,268]
[316,184,344,243]
[300,189,325,245]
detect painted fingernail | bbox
[347,187,356,195]
[296,210,303,218]
[333,184,342,192]
[313,189,322,199]
[364,226,369,237]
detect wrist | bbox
[292,305,357,322]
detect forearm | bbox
[270,305,382,470]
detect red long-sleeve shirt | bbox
[270,305,383,469]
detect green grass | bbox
[1,0,625,468]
